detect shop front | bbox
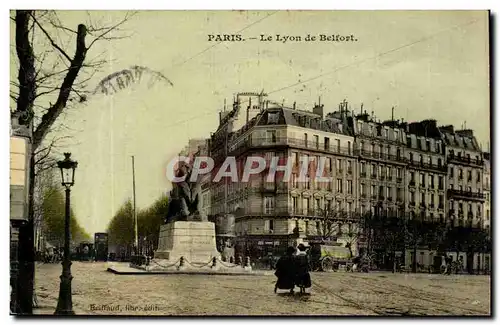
[235,235,294,269]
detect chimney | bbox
[313,103,324,118]
[456,129,474,138]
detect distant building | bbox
[440,126,485,229]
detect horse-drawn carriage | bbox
[308,243,353,272]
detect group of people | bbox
[274,244,312,294]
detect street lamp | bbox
[54,153,77,315]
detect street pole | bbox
[55,187,74,315]
[132,156,138,253]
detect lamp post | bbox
[54,153,77,315]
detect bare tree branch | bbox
[29,12,72,63]
[33,23,88,149]
[86,11,137,50]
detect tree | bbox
[137,195,168,251]
[107,195,168,254]
[41,182,90,246]
[11,10,134,314]
[107,199,134,247]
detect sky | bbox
[11,10,490,234]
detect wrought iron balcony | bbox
[407,160,448,172]
[448,154,484,167]
[447,189,485,201]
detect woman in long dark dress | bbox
[294,244,312,293]
[274,246,297,293]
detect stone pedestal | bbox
[154,221,220,264]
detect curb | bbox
[107,267,270,276]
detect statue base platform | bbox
[154,221,220,264]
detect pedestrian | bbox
[294,244,312,294]
[274,246,297,294]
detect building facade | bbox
[209,95,361,261]
[440,126,485,229]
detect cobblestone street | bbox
[33,262,490,316]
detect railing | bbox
[409,202,416,207]
[354,149,407,163]
[360,172,367,177]
[407,160,447,172]
[447,189,485,200]
[396,177,403,183]
[235,137,355,156]
[448,155,484,166]
[409,180,416,186]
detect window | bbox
[467,170,472,181]
[292,197,298,212]
[372,164,377,176]
[361,162,366,173]
[326,158,332,172]
[336,159,342,171]
[437,158,442,167]
[292,152,298,166]
[429,175,434,188]
[324,137,330,150]
[347,180,353,194]
[438,176,444,189]
[420,173,425,187]
[371,143,375,153]
[347,202,353,213]
[314,135,319,149]
[410,171,415,182]
[387,187,391,198]
[421,193,425,204]
[264,196,275,214]
[337,179,343,193]
[269,219,274,232]
[336,139,341,152]
[397,148,401,158]
[302,198,310,214]
[347,141,351,155]
[267,130,277,143]
[397,188,403,201]
[439,195,444,207]
[419,155,424,165]
[410,191,415,203]
[292,173,298,188]
[371,185,376,196]
[325,199,332,211]
[315,198,321,211]
[409,152,414,162]
[347,160,353,174]
[397,168,402,178]
[426,139,431,151]
[459,169,463,179]
[361,184,366,195]
[430,194,435,206]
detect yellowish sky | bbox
[13,10,489,234]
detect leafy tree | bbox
[107,199,134,246]
[107,195,168,250]
[41,183,90,245]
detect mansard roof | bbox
[254,107,354,136]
